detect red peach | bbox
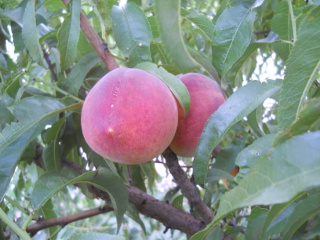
[81,67,178,164]
[170,73,225,157]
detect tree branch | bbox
[33,144,204,237]
[26,206,113,235]
[162,148,213,224]
[61,0,119,71]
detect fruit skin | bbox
[81,67,178,164]
[170,73,225,157]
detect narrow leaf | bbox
[155,0,196,72]
[63,52,101,96]
[185,12,214,40]
[57,0,81,71]
[212,4,256,77]
[274,97,320,146]
[111,2,152,67]
[278,6,320,131]
[135,62,190,115]
[192,131,320,240]
[281,193,320,240]
[22,0,47,67]
[0,97,69,202]
[193,80,281,186]
[245,207,268,240]
[235,134,275,183]
[0,7,24,26]
[31,167,127,229]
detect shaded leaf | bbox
[193,80,281,186]
[273,97,320,146]
[212,3,256,77]
[192,131,320,239]
[111,2,152,67]
[271,1,292,61]
[155,0,196,72]
[31,167,128,229]
[280,192,320,240]
[63,52,101,96]
[245,207,268,240]
[185,12,214,40]
[22,0,47,67]
[235,134,275,183]
[68,232,125,240]
[0,7,24,26]
[135,62,190,115]
[278,6,320,131]
[0,96,68,202]
[57,0,81,71]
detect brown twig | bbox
[88,184,205,237]
[33,145,204,237]
[26,205,113,235]
[43,49,58,82]
[61,0,119,71]
[162,148,213,224]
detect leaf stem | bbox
[287,0,297,42]
[0,208,32,240]
[32,76,83,102]
[276,39,294,45]
[22,213,34,231]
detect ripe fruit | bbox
[81,67,178,164]
[170,73,225,157]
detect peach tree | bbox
[0,0,320,239]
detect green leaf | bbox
[192,131,320,239]
[135,62,190,115]
[245,207,268,240]
[261,192,307,238]
[186,46,220,84]
[271,1,293,61]
[57,0,81,71]
[212,3,256,77]
[0,7,24,26]
[31,167,128,229]
[273,97,320,146]
[235,134,275,183]
[155,0,196,72]
[193,80,281,186]
[185,12,214,40]
[278,6,320,131]
[22,0,47,67]
[225,32,279,86]
[280,193,320,240]
[40,200,60,239]
[63,52,101,96]
[206,168,234,183]
[68,232,125,240]
[111,2,152,67]
[0,96,69,202]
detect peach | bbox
[170,73,225,157]
[81,67,178,164]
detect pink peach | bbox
[81,67,178,164]
[170,73,225,157]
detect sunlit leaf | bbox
[192,131,320,239]
[22,0,47,67]
[278,5,320,131]
[155,0,196,72]
[57,0,81,71]
[135,62,190,115]
[212,3,256,77]
[193,80,281,186]
[111,2,152,67]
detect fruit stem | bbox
[0,208,32,240]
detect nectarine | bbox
[170,73,225,157]
[81,68,178,164]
